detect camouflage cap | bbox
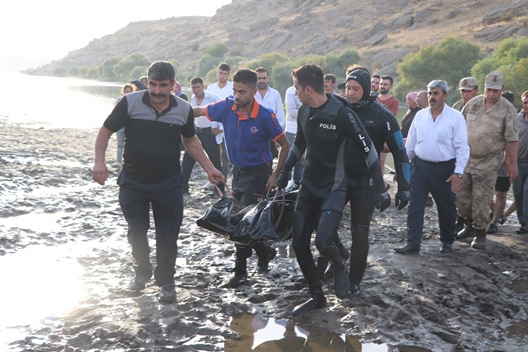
[484,71,504,90]
[458,77,478,91]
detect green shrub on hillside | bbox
[395,37,481,100]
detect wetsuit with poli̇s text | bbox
[279,94,387,287]
[345,97,410,286]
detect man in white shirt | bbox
[255,67,285,128]
[284,84,304,186]
[181,77,221,194]
[395,80,469,255]
[206,63,234,188]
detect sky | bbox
[1,0,232,64]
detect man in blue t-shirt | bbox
[194,68,290,288]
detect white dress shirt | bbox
[406,104,469,174]
[255,86,285,129]
[191,91,219,129]
[285,85,302,134]
[206,81,233,144]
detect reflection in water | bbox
[0,245,85,348]
[226,314,433,351]
[0,212,63,232]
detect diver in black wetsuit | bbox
[342,67,410,295]
[277,64,390,317]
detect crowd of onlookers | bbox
[97,60,527,312]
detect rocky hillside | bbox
[44,0,528,78]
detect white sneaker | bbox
[201,181,215,190]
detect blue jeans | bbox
[286,132,306,184]
[181,127,222,186]
[513,161,528,226]
[116,128,125,163]
[118,171,183,287]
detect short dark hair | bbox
[372,74,380,79]
[233,69,257,88]
[190,77,203,85]
[292,64,325,95]
[324,73,336,83]
[255,67,269,75]
[218,63,231,73]
[380,75,393,85]
[337,82,346,91]
[501,90,515,105]
[147,61,175,82]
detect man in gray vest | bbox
[92,61,224,303]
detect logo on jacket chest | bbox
[319,123,336,130]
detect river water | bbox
[0,70,120,129]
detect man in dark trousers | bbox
[92,61,224,303]
[194,68,290,288]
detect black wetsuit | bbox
[346,99,410,285]
[280,94,386,288]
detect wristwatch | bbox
[455,173,463,179]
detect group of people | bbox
[91,60,527,316]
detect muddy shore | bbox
[1,126,527,351]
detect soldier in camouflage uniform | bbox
[456,71,519,249]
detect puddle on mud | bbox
[507,319,528,339]
[506,270,528,294]
[226,313,432,351]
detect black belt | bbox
[232,163,269,174]
[418,157,455,165]
[195,127,212,133]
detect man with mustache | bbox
[194,68,290,288]
[395,80,469,255]
[456,71,519,249]
[92,61,224,303]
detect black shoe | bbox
[394,244,420,254]
[486,223,498,234]
[129,272,153,291]
[333,262,350,299]
[159,284,176,303]
[498,215,506,225]
[456,225,475,240]
[349,283,361,296]
[440,243,452,253]
[517,226,528,234]
[227,273,247,288]
[256,246,277,273]
[292,295,327,317]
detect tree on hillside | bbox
[471,37,528,106]
[196,54,222,77]
[323,48,361,80]
[99,57,122,81]
[204,43,229,59]
[270,60,295,97]
[395,37,482,100]
[245,52,291,78]
[113,53,151,79]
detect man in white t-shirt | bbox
[181,77,221,194]
[284,84,304,186]
[206,63,234,188]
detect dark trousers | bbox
[232,163,272,264]
[406,157,456,249]
[118,171,183,287]
[181,127,222,185]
